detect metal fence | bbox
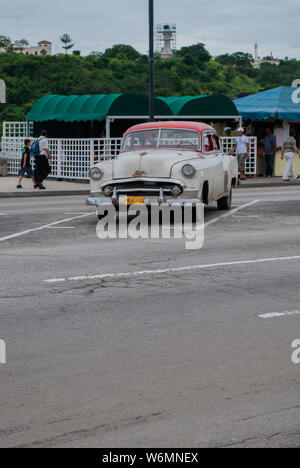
[1,136,257,179]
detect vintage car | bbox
[86,121,238,213]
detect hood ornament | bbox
[132,170,147,177]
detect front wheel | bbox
[217,188,232,210]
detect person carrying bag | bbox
[31,130,52,189]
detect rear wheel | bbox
[217,188,232,210]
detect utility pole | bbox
[0,79,6,104]
[148,0,154,121]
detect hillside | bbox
[1,43,300,133]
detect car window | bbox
[122,129,200,152]
[123,130,159,151]
[203,134,215,152]
[211,134,221,151]
[159,129,200,150]
[203,133,221,153]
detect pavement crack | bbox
[15,412,167,448]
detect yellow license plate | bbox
[126,196,145,206]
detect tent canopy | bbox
[159,94,238,117]
[27,93,239,123]
[234,86,300,122]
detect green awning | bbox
[158,94,239,116]
[27,93,239,122]
[27,94,171,123]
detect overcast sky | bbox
[1,0,300,59]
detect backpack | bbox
[30,140,40,157]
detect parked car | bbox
[86,121,238,214]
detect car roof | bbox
[124,121,215,135]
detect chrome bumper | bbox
[86,196,201,207]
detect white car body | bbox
[87,121,238,212]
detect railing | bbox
[3,121,33,138]
[2,138,122,180]
[1,136,257,179]
[221,136,257,176]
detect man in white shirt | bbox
[34,130,52,189]
[232,127,250,180]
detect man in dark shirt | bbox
[264,128,277,177]
[17,139,37,189]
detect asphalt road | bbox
[0,186,300,448]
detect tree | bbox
[178,43,211,63]
[0,36,13,53]
[13,39,29,53]
[104,44,141,61]
[231,52,253,66]
[60,34,74,54]
[0,36,29,53]
[72,50,81,56]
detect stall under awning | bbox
[234,86,300,122]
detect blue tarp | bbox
[234,86,300,121]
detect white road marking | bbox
[44,254,300,284]
[204,200,260,227]
[0,213,94,243]
[258,311,300,319]
[47,226,75,229]
[233,215,260,218]
[0,199,259,243]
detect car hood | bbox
[114,150,200,179]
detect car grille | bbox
[102,180,183,197]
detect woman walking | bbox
[282,132,300,181]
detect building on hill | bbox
[0,40,52,56]
[252,44,279,68]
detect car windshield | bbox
[122,128,200,152]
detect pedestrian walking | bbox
[34,130,52,189]
[17,139,37,189]
[264,128,277,177]
[281,132,300,181]
[232,127,250,180]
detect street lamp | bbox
[148,0,154,122]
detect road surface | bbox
[0,186,300,448]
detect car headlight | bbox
[89,167,103,180]
[182,164,196,178]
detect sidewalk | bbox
[0,176,299,198]
[0,176,89,198]
[240,176,300,188]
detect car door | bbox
[202,131,225,200]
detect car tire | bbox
[217,188,232,210]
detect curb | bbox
[238,181,300,189]
[0,190,90,198]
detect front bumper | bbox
[86,195,202,207]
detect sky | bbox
[1,0,300,59]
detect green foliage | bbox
[0,36,29,53]
[215,52,254,66]
[1,42,300,135]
